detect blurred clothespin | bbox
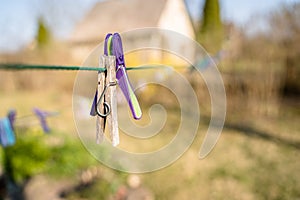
[33,107,59,133]
[0,110,16,147]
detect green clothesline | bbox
[0,63,164,72]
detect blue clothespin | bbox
[0,116,16,147]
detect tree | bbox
[269,3,300,97]
[36,19,51,48]
[197,0,223,53]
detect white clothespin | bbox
[91,55,119,146]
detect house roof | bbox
[69,0,168,43]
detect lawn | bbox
[0,84,299,200]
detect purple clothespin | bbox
[90,33,142,146]
[7,109,16,129]
[33,108,58,133]
[91,33,142,119]
[112,33,142,119]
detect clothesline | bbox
[0,63,168,71]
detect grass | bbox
[0,87,299,199]
[140,127,300,200]
[1,128,99,183]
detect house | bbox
[68,0,195,65]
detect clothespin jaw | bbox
[112,33,142,119]
[104,33,113,55]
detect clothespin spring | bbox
[95,80,118,118]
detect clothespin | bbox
[112,33,142,120]
[32,107,58,133]
[0,111,16,147]
[90,33,142,146]
[90,34,119,146]
[7,109,16,129]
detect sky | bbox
[187,0,300,24]
[0,0,299,53]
